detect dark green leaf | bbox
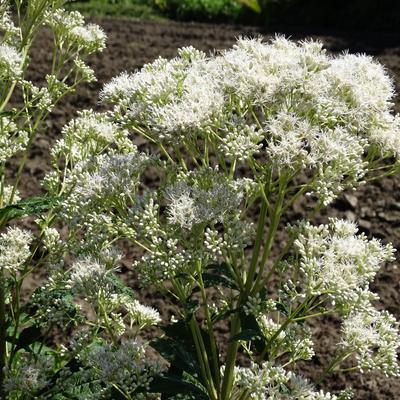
[238,0,261,13]
[201,272,238,290]
[276,301,289,316]
[0,196,60,223]
[14,326,43,352]
[107,273,135,298]
[229,328,262,342]
[238,312,265,352]
[147,374,210,400]
[151,337,200,377]
[211,307,238,323]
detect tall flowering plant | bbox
[1,7,400,399]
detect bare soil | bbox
[7,17,400,399]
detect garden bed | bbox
[10,17,400,399]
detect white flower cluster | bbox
[0,117,28,164]
[230,362,343,399]
[204,228,227,259]
[0,227,33,274]
[0,1,20,43]
[235,362,289,399]
[218,120,264,162]
[103,36,400,204]
[165,168,245,230]
[0,43,22,79]
[134,235,192,285]
[51,110,134,164]
[68,256,113,302]
[289,219,400,377]
[45,9,106,54]
[125,298,162,328]
[82,340,161,396]
[101,47,223,143]
[284,375,346,400]
[3,354,51,396]
[340,307,400,376]
[58,150,153,250]
[1,185,20,205]
[292,218,395,309]
[258,316,315,362]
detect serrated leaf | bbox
[107,273,135,298]
[238,312,266,352]
[162,319,220,387]
[211,307,238,323]
[229,328,262,342]
[0,196,60,223]
[151,337,200,377]
[13,326,43,352]
[276,301,289,316]
[147,374,210,400]
[201,272,238,290]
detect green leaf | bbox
[0,196,60,223]
[151,337,200,377]
[229,328,262,342]
[201,272,238,290]
[106,273,136,298]
[12,326,43,352]
[147,374,210,400]
[211,307,238,324]
[238,312,265,351]
[161,319,220,387]
[237,0,261,13]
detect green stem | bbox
[188,318,218,400]
[0,271,6,399]
[197,263,221,394]
[244,196,268,295]
[220,313,241,400]
[316,351,352,385]
[251,185,286,295]
[171,279,217,400]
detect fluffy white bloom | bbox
[45,9,85,31]
[285,374,340,399]
[232,361,290,400]
[0,227,33,273]
[0,116,29,163]
[102,36,400,204]
[292,219,395,308]
[167,191,196,229]
[218,121,264,161]
[125,299,161,328]
[45,9,106,54]
[265,112,317,169]
[0,2,20,41]
[340,307,400,376]
[165,169,244,230]
[83,341,161,393]
[101,49,224,143]
[69,24,106,52]
[51,110,134,163]
[0,43,22,78]
[69,257,106,286]
[1,185,20,205]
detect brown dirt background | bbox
[7,17,400,399]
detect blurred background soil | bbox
[7,15,400,399]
